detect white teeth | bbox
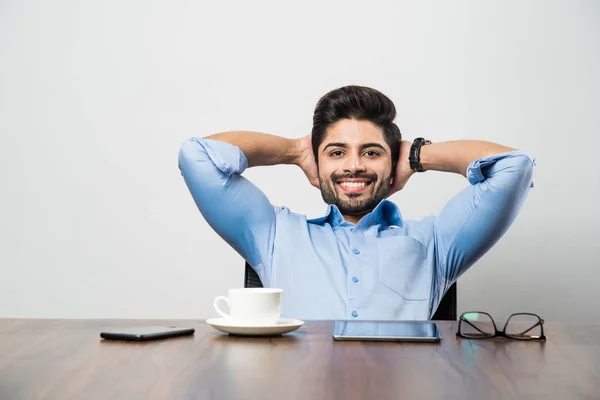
[339,182,367,188]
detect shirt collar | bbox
[307,199,403,230]
[307,204,345,227]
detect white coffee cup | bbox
[213,288,283,326]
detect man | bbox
[178,85,535,320]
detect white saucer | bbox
[206,318,304,336]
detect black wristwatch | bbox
[409,137,432,172]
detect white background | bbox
[1,0,599,321]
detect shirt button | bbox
[352,249,360,255]
[352,277,359,283]
[351,311,358,318]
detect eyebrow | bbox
[322,142,388,153]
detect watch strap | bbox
[409,137,432,172]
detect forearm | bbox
[419,141,515,177]
[206,131,299,168]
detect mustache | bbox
[332,172,378,182]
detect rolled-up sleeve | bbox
[434,151,536,284]
[178,137,276,275]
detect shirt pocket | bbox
[377,236,430,301]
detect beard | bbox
[319,171,392,216]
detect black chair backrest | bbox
[244,261,264,289]
[244,262,457,320]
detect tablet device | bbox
[332,321,441,342]
[100,326,195,341]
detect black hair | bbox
[311,85,402,170]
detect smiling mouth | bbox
[337,181,372,194]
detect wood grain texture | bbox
[0,319,599,400]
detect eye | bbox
[364,150,380,157]
[329,150,344,157]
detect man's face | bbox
[317,119,394,217]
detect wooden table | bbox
[1,319,599,400]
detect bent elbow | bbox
[178,138,208,175]
[485,152,536,191]
[178,138,196,167]
[512,153,536,189]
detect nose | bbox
[343,153,366,175]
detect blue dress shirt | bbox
[178,138,535,320]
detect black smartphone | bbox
[100,326,195,341]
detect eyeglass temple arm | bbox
[514,320,544,336]
[461,318,492,335]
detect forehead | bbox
[321,119,388,150]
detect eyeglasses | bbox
[456,312,546,341]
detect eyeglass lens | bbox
[505,313,543,339]
[459,312,495,338]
